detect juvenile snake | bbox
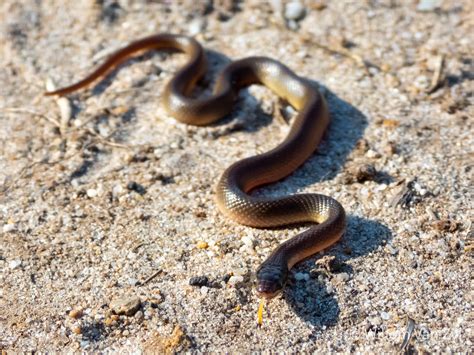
[45,34,346,299]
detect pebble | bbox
[3,223,16,233]
[417,0,442,12]
[432,219,459,232]
[126,181,146,195]
[196,241,208,249]
[227,275,244,285]
[284,1,306,21]
[286,20,299,31]
[354,164,377,183]
[334,272,350,283]
[366,149,381,159]
[86,189,98,198]
[360,187,370,197]
[9,259,22,269]
[233,268,247,276]
[112,184,123,197]
[380,311,390,320]
[241,236,254,248]
[200,286,209,296]
[98,124,110,137]
[413,182,428,196]
[69,308,84,319]
[72,326,82,335]
[127,278,139,286]
[109,295,141,316]
[188,18,205,36]
[189,276,209,287]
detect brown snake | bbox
[45,34,346,299]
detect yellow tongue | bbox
[257,298,265,326]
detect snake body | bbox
[45,34,346,298]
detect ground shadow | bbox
[230,76,390,327]
[249,79,368,198]
[285,216,392,327]
[79,320,107,343]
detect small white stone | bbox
[366,149,380,158]
[335,272,350,283]
[414,75,430,89]
[381,311,391,320]
[112,184,123,196]
[417,0,442,12]
[200,286,209,296]
[207,239,217,248]
[98,125,110,137]
[9,259,22,269]
[227,275,244,285]
[242,236,254,247]
[188,18,205,36]
[86,189,98,198]
[233,268,247,276]
[62,215,71,227]
[128,278,139,286]
[80,340,90,348]
[287,20,299,31]
[360,187,370,197]
[284,1,306,21]
[3,223,15,233]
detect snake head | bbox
[255,263,288,299]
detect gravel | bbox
[284,1,306,21]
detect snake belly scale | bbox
[45,34,346,299]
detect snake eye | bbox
[255,263,288,299]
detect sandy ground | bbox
[0,0,473,352]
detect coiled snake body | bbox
[45,34,346,299]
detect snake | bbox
[45,34,346,299]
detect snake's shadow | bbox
[190,53,393,328]
[284,216,392,327]
[210,63,393,327]
[261,88,393,327]
[201,54,392,328]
